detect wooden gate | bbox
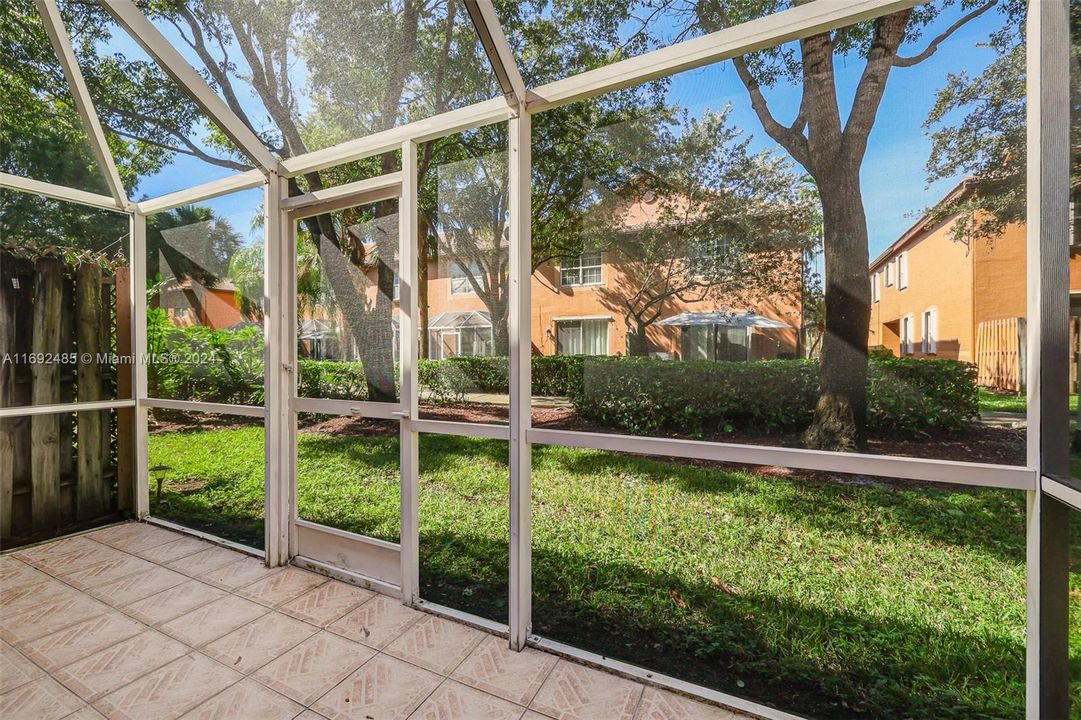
[0,248,129,544]
[975,317,1026,392]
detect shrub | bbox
[297,360,372,400]
[568,358,819,436]
[868,357,978,437]
[566,356,977,439]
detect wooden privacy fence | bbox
[0,248,132,543]
[975,317,1027,393]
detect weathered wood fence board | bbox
[1,249,129,543]
[30,257,63,530]
[975,317,1026,393]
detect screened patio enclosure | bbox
[0,0,1076,718]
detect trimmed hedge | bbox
[151,314,978,440]
[568,356,978,439]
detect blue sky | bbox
[96,4,1008,259]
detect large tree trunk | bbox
[802,165,871,451]
[626,320,649,356]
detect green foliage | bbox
[297,360,374,401]
[568,356,978,439]
[146,308,264,405]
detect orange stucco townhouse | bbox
[388,192,806,362]
[868,181,1081,390]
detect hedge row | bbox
[567,356,978,438]
[150,320,979,440]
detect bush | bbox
[568,358,819,436]
[298,360,372,400]
[147,308,264,405]
[868,357,978,437]
[566,356,978,439]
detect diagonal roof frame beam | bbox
[464,0,526,106]
[100,0,279,174]
[34,0,129,209]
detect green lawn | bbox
[978,388,1080,414]
[148,424,1081,720]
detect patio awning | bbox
[298,318,334,339]
[426,310,492,330]
[657,311,792,329]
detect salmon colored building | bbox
[868,182,1081,390]
[396,191,807,362]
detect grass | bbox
[148,424,1081,720]
[978,388,1079,414]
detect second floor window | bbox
[898,252,909,290]
[871,271,880,303]
[560,252,602,287]
[450,261,482,295]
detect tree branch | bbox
[894,1,997,68]
[731,55,812,168]
[842,10,913,156]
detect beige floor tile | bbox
[65,705,108,719]
[0,641,44,694]
[278,580,373,628]
[16,537,126,577]
[177,678,303,720]
[59,554,158,591]
[529,661,643,720]
[21,612,143,672]
[0,675,84,720]
[311,654,441,720]
[384,614,483,675]
[328,596,424,649]
[1,591,108,646]
[196,557,280,591]
[86,565,188,607]
[251,631,374,706]
[410,680,525,720]
[87,522,181,552]
[122,579,226,626]
[238,566,327,607]
[0,555,51,591]
[132,536,213,564]
[452,635,558,706]
[202,611,318,674]
[294,712,330,720]
[2,578,83,618]
[93,652,241,720]
[633,688,745,720]
[55,631,188,702]
[167,547,247,577]
[160,594,268,648]
[520,712,554,720]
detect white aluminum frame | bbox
[34,0,128,209]
[2,0,1071,716]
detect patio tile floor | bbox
[2,522,753,720]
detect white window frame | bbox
[559,251,603,287]
[450,260,482,295]
[900,314,915,355]
[898,251,909,290]
[871,271,880,303]
[884,259,895,287]
[554,317,609,356]
[3,1,1067,716]
[922,307,938,354]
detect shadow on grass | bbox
[544,446,1029,565]
[418,528,1024,720]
